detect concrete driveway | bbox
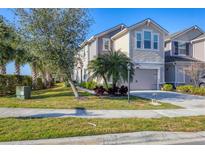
[131,90,205,109]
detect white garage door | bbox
[130,69,158,90]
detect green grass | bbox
[1,116,205,142]
[0,83,180,110]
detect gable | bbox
[128,19,168,35]
[173,28,203,41]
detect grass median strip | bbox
[1,116,205,142]
[0,83,180,110]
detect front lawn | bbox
[0,83,180,110]
[1,116,205,142]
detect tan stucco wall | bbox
[112,32,129,56]
[193,40,205,62]
[89,40,97,60]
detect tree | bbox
[15,9,92,98]
[11,34,27,75]
[88,50,134,89]
[0,16,14,74]
[185,62,205,86]
[88,54,110,89]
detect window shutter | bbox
[186,43,189,55]
[174,41,178,55]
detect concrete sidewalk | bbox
[1,131,205,145]
[1,107,205,118]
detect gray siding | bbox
[129,23,165,64]
[97,28,123,55]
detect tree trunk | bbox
[68,78,79,98]
[31,63,37,89]
[102,75,109,90]
[15,61,21,75]
[0,64,6,74]
[41,71,48,88]
[46,71,53,88]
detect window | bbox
[178,42,187,56]
[176,67,185,83]
[144,31,151,49]
[103,38,110,51]
[153,34,159,50]
[136,32,142,48]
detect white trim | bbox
[175,66,186,84]
[134,29,160,51]
[191,37,205,43]
[153,33,160,51]
[102,38,110,51]
[133,61,164,65]
[143,29,152,50]
[129,19,169,34]
[128,32,131,58]
[135,31,142,49]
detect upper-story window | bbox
[144,31,151,49]
[153,34,159,50]
[103,38,110,51]
[135,30,159,50]
[136,32,142,49]
[173,41,189,56]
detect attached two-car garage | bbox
[130,69,158,90]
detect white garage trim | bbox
[137,65,161,90]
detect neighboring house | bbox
[164,26,204,87]
[74,24,126,83]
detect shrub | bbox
[162,84,174,91]
[107,86,119,96]
[176,85,194,93]
[0,74,32,96]
[119,85,128,96]
[190,87,205,96]
[93,86,106,96]
[176,85,205,96]
[79,81,97,90]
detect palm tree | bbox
[0,46,13,74]
[88,55,109,89]
[13,48,27,75]
[105,51,134,88]
[88,50,134,89]
[0,16,14,74]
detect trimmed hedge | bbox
[176,85,194,93]
[176,85,205,96]
[162,84,174,91]
[0,74,32,96]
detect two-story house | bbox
[74,24,126,83]
[75,18,169,90]
[111,18,168,90]
[164,26,204,87]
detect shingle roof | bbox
[191,33,205,42]
[165,25,204,41]
[165,56,201,63]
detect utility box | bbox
[16,86,31,99]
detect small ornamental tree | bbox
[15,9,92,98]
[185,62,205,86]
